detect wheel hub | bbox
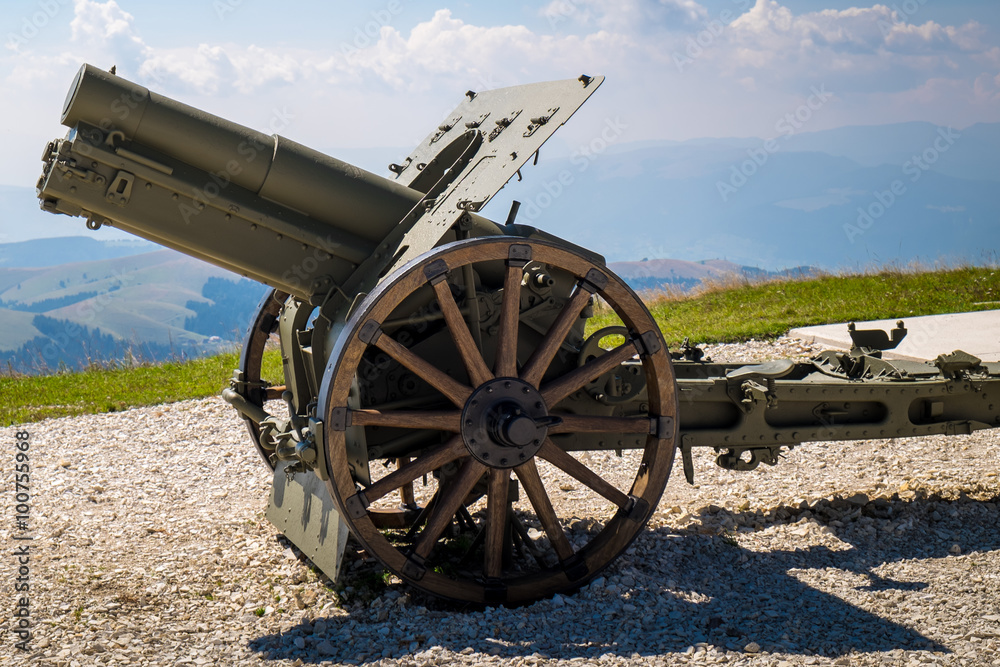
[462,379,549,468]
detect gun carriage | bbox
[36,65,1000,605]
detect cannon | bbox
[37,64,1000,605]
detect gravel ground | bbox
[3,337,1000,666]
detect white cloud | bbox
[70,0,135,43]
[338,9,635,92]
[20,1,993,110]
[717,0,988,84]
[69,0,145,64]
[138,44,314,95]
[24,4,635,98]
[1,0,999,187]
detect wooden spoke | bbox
[494,264,524,377]
[373,332,472,407]
[537,439,630,508]
[431,279,493,387]
[484,469,511,578]
[350,409,461,432]
[540,340,638,407]
[520,287,593,387]
[514,458,574,561]
[363,436,467,504]
[364,394,448,412]
[461,261,484,352]
[548,414,651,435]
[413,458,487,559]
[398,457,417,507]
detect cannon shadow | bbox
[248,491,1000,663]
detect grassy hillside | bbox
[592,266,1000,347]
[2,350,283,425]
[3,266,997,426]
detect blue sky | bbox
[2,0,999,188]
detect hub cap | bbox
[461,378,549,468]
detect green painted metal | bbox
[267,460,349,581]
[671,350,1000,482]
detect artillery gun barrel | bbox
[40,65,497,301]
[61,64,423,245]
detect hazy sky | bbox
[2,0,999,187]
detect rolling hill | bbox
[0,248,268,373]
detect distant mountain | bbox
[782,122,1000,182]
[480,121,1000,270]
[608,258,816,292]
[0,236,157,268]
[0,245,268,374]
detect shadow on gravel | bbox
[249,491,999,664]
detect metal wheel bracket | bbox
[624,494,650,522]
[358,319,383,345]
[636,330,663,357]
[483,579,509,604]
[344,491,370,519]
[507,243,532,266]
[561,553,589,582]
[402,554,427,581]
[329,407,349,432]
[579,268,609,294]
[650,415,675,439]
[422,258,450,284]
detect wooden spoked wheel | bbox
[318,237,678,604]
[236,288,289,470]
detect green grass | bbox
[2,350,283,426]
[4,266,998,426]
[591,266,1000,347]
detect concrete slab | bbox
[789,310,1000,363]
